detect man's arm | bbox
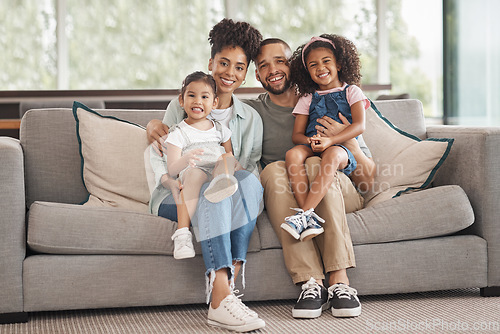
[316,114,375,193]
[146,97,185,156]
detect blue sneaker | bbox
[280,208,309,239]
[300,208,325,241]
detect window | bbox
[444,0,500,126]
[1,0,443,120]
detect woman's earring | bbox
[242,80,247,86]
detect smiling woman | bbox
[147,18,266,333]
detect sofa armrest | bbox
[427,125,500,288]
[0,137,26,317]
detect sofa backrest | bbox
[19,99,426,209]
[20,108,165,208]
[373,99,426,140]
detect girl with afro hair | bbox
[148,19,266,332]
[281,34,371,244]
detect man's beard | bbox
[261,75,291,95]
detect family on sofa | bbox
[9,14,497,332]
[145,18,407,332]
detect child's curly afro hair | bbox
[208,18,263,64]
[289,34,362,96]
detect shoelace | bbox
[233,290,258,317]
[176,233,192,249]
[226,291,257,319]
[285,208,309,230]
[298,278,322,301]
[303,208,325,224]
[330,284,358,300]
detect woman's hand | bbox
[147,119,170,156]
[161,174,183,203]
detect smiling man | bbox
[246,38,375,320]
[243,39,298,167]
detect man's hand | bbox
[160,174,183,203]
[316,114,358,153]
[317,115,376,192]
[147,119,169,156]
[316,114,349,137]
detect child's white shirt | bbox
[166,119,232,149]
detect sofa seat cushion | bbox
[348,185,474,245]
[256,185,474,250]
[255,210,281,250]
[27,201,261,255]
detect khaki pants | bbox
[260,157,363,284]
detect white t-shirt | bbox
[166,119,231,150]
[208,106,233,128]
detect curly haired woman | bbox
[148,19,265,332]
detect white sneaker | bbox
[171,227,195,260]
[208,294,265,332]
[203,174,238,203]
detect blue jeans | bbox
[158,170,263,286]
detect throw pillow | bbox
[73,102,151,213]
[361,101,453,206]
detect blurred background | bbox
[0,0,498,125]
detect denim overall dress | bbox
[305,86,357,175]
[169,121,226,182]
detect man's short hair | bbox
[260,38,292,56]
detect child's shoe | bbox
[281,208,309,239]
[171,227,195,259]
[300,209,325,241]
[204,174,238,203]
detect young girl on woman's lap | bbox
[165,71,239,259]
[282,34,370,241]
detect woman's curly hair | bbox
[208,18,263,64]
[289,34,362,96]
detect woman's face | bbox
[208,46,248,96]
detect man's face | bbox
[255,43,292,95]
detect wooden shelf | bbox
[0,119,21,130]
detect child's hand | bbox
[184,148,204,167]
[310,135,333,153]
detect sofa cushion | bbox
[26,201,262,255]
[20,108,165,208]
[73,102,151,213]
[348,185,474,245]
[256,210,281,250]
[362,102,454,205]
